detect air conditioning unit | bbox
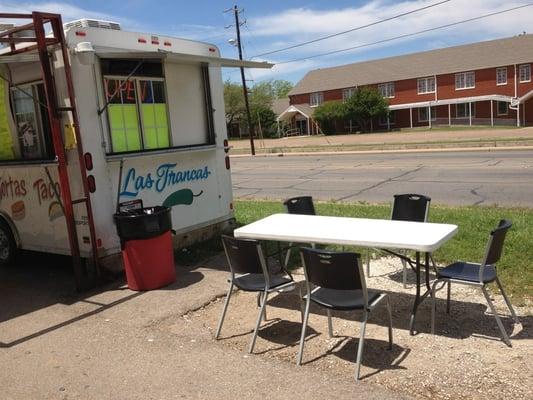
[64,19,121,31]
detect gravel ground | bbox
[186,257,532,400]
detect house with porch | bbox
[279,34,533,134]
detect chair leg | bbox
[249,291,269,353]
[430,279,441,334]
[481,287,512,347]
[385,296,393,349]
[495,276,518,323]
[366,249,371,276]
[297,297,311,366]
[215,282,234,339]
[446,281,451,314]
[256,292,267,322]
[355,311,368,381]
[401,257,408,288]
[299,286,305,323]
[327,309,333,338]
[284,243,292,269]
[430,254,438,274]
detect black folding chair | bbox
[368,193,432,287]
[431,219,519,346]
[284,196,316,216]
[298,248,393,381]
[216,235,299,353]
[282,196,317,267]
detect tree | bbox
[249,81,275,111]
[272,80,293,98]
[343,87,389,132]
[223,79,295,138]
[223,80,245,126]
[252,106,278,138]
[313,101,345,135]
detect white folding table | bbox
[234,213,458,334]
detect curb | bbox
[230,145,533,158]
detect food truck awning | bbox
[0,53,40,63]
[93,46,273,69]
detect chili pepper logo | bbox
[162,189,203,207]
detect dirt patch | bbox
[185,257,532,399]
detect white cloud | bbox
[0,2,136,27]
[246,0,533,59]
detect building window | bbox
[418,106,436,122]
[455,71,475,90]
[497,101,508,116]
[310,92,324,107]
[1,82,54,162]
[456,103,476,118]
[417,77,436,94]
[342,87,357,102]
[379,111,395,126]
[519,64,531,83]
[496,67,507,85]
[378,82,395,98]
[102,59,171,153]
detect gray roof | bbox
[289,34,533,96]
[272,98,289,116]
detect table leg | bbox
[410,252,432,335]
[424,252,431,292]
[409,252,421,335]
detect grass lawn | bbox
[232,200,532,305]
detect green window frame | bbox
[102,59,171,154]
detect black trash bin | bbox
[114,206,176,290]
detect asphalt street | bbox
[231,149,533,206]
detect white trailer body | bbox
[0,18,270,268]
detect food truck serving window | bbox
[0,80,54,162]
[102,59,170,153]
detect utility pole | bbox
[228,5,255,155]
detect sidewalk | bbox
[0,253,408,400]
[230,126,533,155]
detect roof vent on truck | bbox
[64,19,121,31]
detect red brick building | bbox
[278,35,533,134]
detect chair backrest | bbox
[221,235,267,277]
[482,219,512,266]
[300,248,367,303]
[391,193,431,222]
[283,196,316,215]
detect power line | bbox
[251,0,451,58]
[277,3,533,65]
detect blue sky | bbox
[2,1,533,85]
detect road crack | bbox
[336,165,424,201]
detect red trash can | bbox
[114,206,176,291]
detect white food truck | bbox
[0,12,270,289]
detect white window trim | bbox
[342,87,357,102]
[310,91,324,107]
[497,101,508,116]
[455,103,476,118]
[379,111,395,126]
[496,67,507,86]
[455,71,475,90]
[417,77,436,94]
[378,82,395,98]
[418,106,437,122]
[519,64,531,83]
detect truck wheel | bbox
[0,220,16,266]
